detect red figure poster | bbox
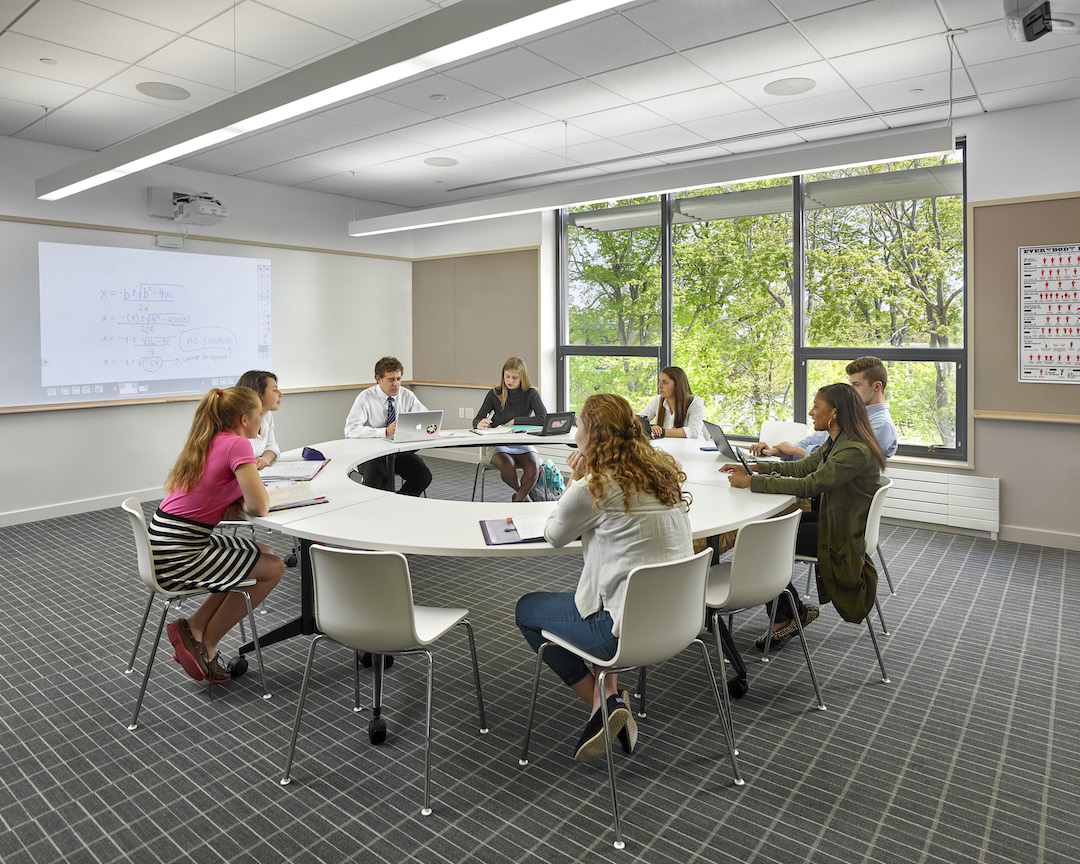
[1018,244,1080,382]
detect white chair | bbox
[705,510,825,745]
[121,498,270,730]
[279,547,488,817]
[518,549,742,850]
[759,419,810,447]
[796,480,893,682]
[472,447,554,501]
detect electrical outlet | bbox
[458,407,465,418]
[465,407,474,418]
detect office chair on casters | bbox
[705,510,825,747]
[121,498,270,731]
[279,546,488,817]
[517,549,742,850]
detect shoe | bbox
[167,619,205,682]
[617,690,638,755]
[573,695,629,762]
[755,605,819,651]
[198,644,232,683]
[800,605,819,628]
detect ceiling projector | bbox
[147,186,228,226]
[1005,1,1079,40]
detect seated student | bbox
[236,370,282,470]
[344,356,432,497]
[516,393,693,761]
[723,383,885,650]
[751,356,899,459]
[473,357,548,502]
[156,387,285,683]
[638,365,706,439]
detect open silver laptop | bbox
[393,409,444,443]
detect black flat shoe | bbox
[617,691,638,754]
[573,696,629,762]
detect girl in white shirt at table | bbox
[638,365,705,440]
[515,393,693,762]
[236,370,282,470]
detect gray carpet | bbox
[1,459,1077,863]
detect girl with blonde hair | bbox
[516,393,693,761]
[153,387,285,683]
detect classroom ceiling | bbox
[3,0,1080,211]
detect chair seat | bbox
[539,628,611,668]
[413,606,469,645]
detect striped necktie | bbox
[386,395,396,426]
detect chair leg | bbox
[232,587,270,699]
[804,561,814,598]
[761,599,782,663]
[518,645,548,766]
[421,650,435,816]
[710,612,737,753]
[471,462,484,502]
[458,620,489,733]
[786,588,826,711]
[693,640,744,787]
[595,668,626,849]
[126,591,156,674]
[634,667,647,717]
[280,635,324,785]
[877,544,896,595]
[353,650,363,712]
[874,596,890,636]
[127,599,172,730]
[865,617,890,683]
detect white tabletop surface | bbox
[249,430,792,556]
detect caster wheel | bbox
[284,553,299,568]
[727,677,747,699]
[228,656,249,678]
[360,653,395,670]
[368,717,387,745]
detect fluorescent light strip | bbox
[37,0,626,201]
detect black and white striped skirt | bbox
[148,509,261,592]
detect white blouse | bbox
[544,476,692,637]
[639,394,706,440]
[251,411,280,460]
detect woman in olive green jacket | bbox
[723,383,886,646]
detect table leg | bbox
[238,537,316,655]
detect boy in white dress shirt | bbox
[344,356,432,496]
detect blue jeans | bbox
[515,592,618,686]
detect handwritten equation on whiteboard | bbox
[1018,244,1080,383]
[38,243,267,389]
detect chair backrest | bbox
[714,509,802,610]
[608,549,713,669]
[122,497,160,593]
[309,546,422,653]
[759,420,810,446]
[864,478,893,550]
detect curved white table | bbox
[243,430,793,651]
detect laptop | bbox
[528,411,575,436]
[702,421,756,474]
[393,409,444,443]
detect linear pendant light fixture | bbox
[35,0,629,201]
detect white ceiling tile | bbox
[237,160,337,185]
[599,155,667,173]
[590,53,717,103]
[395,117,487,148]
[683,107,784,141]
[797,116,890,141]
[570,104,669,138]
[763,90,873,126]
[655,143,733,164]
[977,76,1080,111]
[969,47,1080,93]
[497,149,585,175]
[140,36,286,91]
[296,173,365,195]
[936,0,1008,29]
[59,89,184,126]
[525,14,670,77]
[879,100,979,129]
[450,101,556,135]
[256,0,437,40]
[795,0,945,58]
[769,0,867,19]
[830,35,953,88]
[642,83,754,123]
[610,124,709,154]
[301,135,434,171]
[444,47,578,99]
[953,19,1076,65]
[858,70,975,112]
[96,66,231,112]
[724,130,807,154]
[12,0,178,63]
[0,96,51,136]
[726,61,854,106]
[562,138,641,165]
[175,132,326,173]
[379,73,500,116]
[273,115,376,147]
[188,1,350,69]
[0,67,87,109]
[444,136,542,163]
[0,32,126,87]
[513,79,629,119]
[624,0,786,51]
[79,0,235,32]
[14,110,144,149]
[684,25,822,83]
[501,121,600,150]
[321,96,435,133]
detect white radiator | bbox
[883,466,1000,539]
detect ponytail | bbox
[165,387,261,492]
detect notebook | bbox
[392,409,444,443]
[527,411,575,436]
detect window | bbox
[557,148,967,458]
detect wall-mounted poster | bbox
[1019,244,1080,382]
